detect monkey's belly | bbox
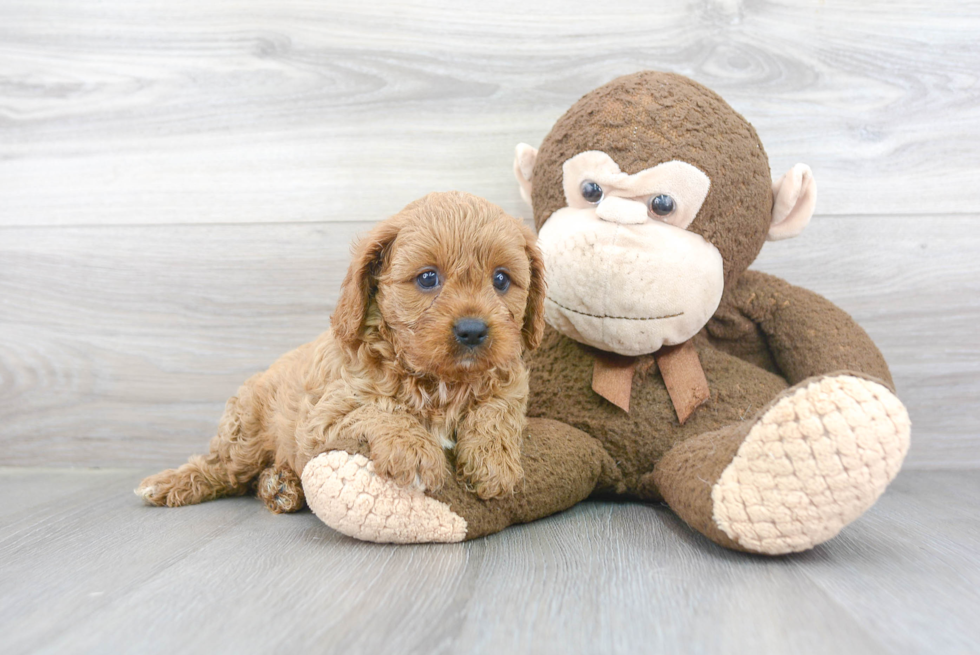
[527,329,789,496]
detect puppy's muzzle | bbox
[453,318,488,348]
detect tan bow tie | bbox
[591,340,710,424]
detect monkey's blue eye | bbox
[492,269,511,292]
[649,194,675,217]
[580,180,603,204]
[416,269,440,290]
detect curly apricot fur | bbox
[136,192,545,509]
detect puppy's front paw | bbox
[370,434,448,492]
[458,447,524,500]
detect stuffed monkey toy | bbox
[302,71,911,555]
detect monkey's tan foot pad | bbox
[301,451,467,544]
[712,375,911,555]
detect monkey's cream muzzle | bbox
[536,151,722,357]
[538,210,723,356]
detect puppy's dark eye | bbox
[648,194,675,217]
[492,269,511,292]
[416,269,440,290]
[580,180,603,204]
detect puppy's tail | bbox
[135,385,269,507]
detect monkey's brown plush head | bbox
[513,71,817,356]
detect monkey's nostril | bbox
[453,318,489,348]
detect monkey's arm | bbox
[726,270,894,389]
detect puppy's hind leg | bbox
[137,387,270,507]
[256,465,306,514]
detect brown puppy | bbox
[137,191,546,512]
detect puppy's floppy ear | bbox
[520,224,547,351]
[331,218,402,347]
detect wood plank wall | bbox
[1,0,978,468]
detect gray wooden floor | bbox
[3,1,980,653]
[1,468,977,655]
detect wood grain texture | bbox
[1,0,979,227]
[0,468,976,654]
[1,0,978,468]
[789,471,980,654]
[2,4,976,653]
[2,215,976,468]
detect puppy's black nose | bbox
[454,318,488,348]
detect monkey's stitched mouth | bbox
[546,296,683,321]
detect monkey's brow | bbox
[546,297,683,321]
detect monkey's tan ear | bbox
[513,143,538,207]
[521,225,548,351]
[768,164,817,241]
[331,218,402,347]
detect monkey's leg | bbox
[649,373,910,555]
[301,418,618,543]
[136,390,269,507]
